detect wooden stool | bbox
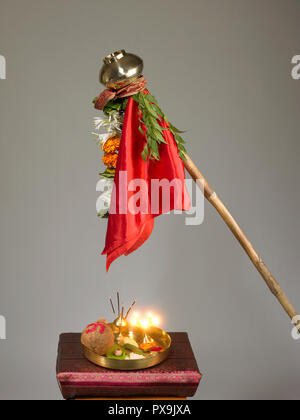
[56,332,202,400]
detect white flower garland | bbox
[92,112,123,147]
[93,111,123,217]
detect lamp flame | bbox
[129,311,161,329]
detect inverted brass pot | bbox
[100,49,143,89]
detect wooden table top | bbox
[56,332,202,399]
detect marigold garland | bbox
[102,136,120,154]
[102,153,118,168]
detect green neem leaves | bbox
[103,98,128,115]
[132,91,187,161]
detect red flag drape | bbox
[102,96,190,271]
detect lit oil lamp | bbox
[129,311,162,350]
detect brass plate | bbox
[82,327,171,371]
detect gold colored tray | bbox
[82,327,171,371]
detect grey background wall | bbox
[0,0,299,400]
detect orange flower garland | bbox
[102,153,118,168]
[102,136,121,169]
[102,136,120,154]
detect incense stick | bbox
[121,306,124,321]
[125,300,136,319]
[117,292,120,317]
[109,297,116,316]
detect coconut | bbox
[81,319,114,356]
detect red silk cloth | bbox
[102,95,190,271]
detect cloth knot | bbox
[94,76,147,110]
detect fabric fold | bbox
[102,96,190,270]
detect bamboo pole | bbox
[183,153,300,332]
